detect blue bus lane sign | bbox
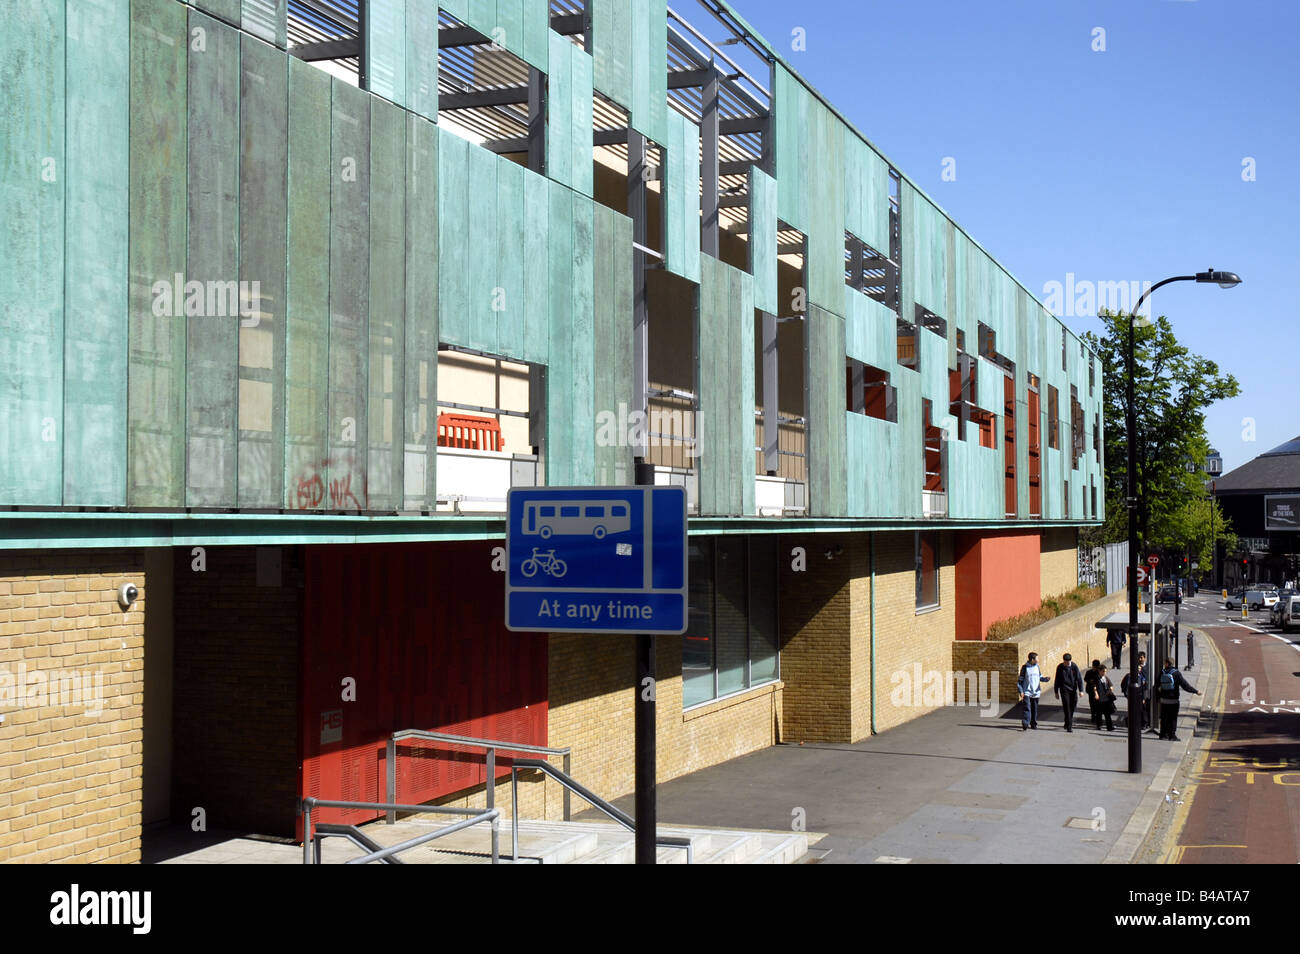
[505,487,688,634]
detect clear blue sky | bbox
[723,0,1297,473]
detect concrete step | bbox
[336,817,804,864]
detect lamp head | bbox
[1195,268,1241,289]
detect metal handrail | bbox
[386,730,573,861]
[312,823,405,865]
[299,797,499,864]
[510,758,693,864]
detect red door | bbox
[299,542,547,833]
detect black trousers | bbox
[1087,692,1100,727]
[1110,643,1124,669]
[1059,689,1078,729]
[1160,699,1180,738]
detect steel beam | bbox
[762,311,779,475]
[701,67,720,257]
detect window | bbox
[682,536,780,708]
[846,358,897,422]
[844,232,899,312]
[1064,480,1070,518]
[1048,385,1060,449]
[1061,325,1067,371]
[1089,354,1095,395]
[1070,386,1084,469]
[916,531,940,611]
[916,304,946,338]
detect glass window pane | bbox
[715,537,748,696]
[917,531,939,608]
[682,540,715,707]
[749,536,779,684]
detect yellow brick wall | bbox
[871,531,957,733]
[0,550,145,863]
[778,535,853,743]
[1040,528,1079,598]
[433,632,782,823]
[952,589,1124,703]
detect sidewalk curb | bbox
[1101,649,1218,865]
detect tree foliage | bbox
[1081,309,1240,561]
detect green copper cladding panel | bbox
[237,35,288,509]
[63,0,129,507]
[773,65,806,231]
[496,157,526,360]
[436,127,469,348]
[405,0,439,121]
[805,102,845,316]
[242,0,286,47]
[439,0,547,70]
[545,183,575,484]
[128,0,188,508]
[806,305,846,517]
[403,112,438,510]
[368,97,407,511]
[186,11,241,508]
[522,166,550,366]
[329,78,371,511]
[546,32,594,198]
[591,0,631,110]
[842,133,891,261]
[664,110,700,283]
[696,258,755,516]
[749,166,778,315]
[902,181,949,319]
[193,0,241,26]
[285,57,331,510]
[465,140,499,353]
[366,0,406,107]
[592,205,634,486]
[0,0,64,505]
[569,192,597,484]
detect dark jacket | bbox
[1157,666,1200,701]
[1054,661,1084,695]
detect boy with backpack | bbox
[1157,657,1201,741]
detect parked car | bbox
[1246,588,1278,611]
[1225,588,1246,610]
[1269,589,1296,627]
[1280,596,1300,633]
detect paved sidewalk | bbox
[609,653,1219,864]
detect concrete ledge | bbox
[953,590,1125,702]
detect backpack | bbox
[1159,668,1177,694]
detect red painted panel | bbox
[954,531,1042,640]
[299,542,547,834]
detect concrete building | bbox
[1214,437,1300,588]
[0,0,1103,863]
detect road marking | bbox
[874,855,911,864]
[1266,633,1300,653]
[1160,632,1228,864]
[1227,621,1264,633]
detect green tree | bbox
[1081,309,1240,560]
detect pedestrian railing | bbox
[509,758,693,864]
[299,797,499,864]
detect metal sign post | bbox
[505,484,688,865]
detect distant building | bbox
[1213,437,1300,586]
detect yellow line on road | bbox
[1157,631,1228,864]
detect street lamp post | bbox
[1124,269,1240,774]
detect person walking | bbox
[1107,629,1126,670]
[1053,653,1085,732]
[1092,664,1116,731]
[1157,657,1201,741]
[1017,652,1050,730]
[1120,651,1151,730]
[1083,660,1102,729]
